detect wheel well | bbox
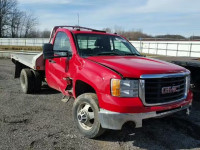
[12,60,27,78]
[121,121,136,130]
[75,80,96,97]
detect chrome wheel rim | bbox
[77,102,95,130]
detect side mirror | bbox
[43,43,54,59]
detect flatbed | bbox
[11,52,44,70]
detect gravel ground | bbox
[0,58,200,150]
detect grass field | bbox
[0,45,42,51]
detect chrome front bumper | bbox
[98,103,191,130]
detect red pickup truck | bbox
[11,26,193,138]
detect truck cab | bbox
[12,26,193,138]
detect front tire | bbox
[72,93,105,138]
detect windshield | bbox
[75,34,141,57]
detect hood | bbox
[86,56,187,78]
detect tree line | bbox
[103,27,200,41]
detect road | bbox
[0,58,200,150]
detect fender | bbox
[72,58,122,98]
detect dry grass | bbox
[0,45,42,51]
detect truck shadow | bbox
[193,91,200,103]
[35,84,60,95]
[97,109,200,150]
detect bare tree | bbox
[41,30,51,38]
[103,26,152,40]
[23,12,38,38]
[10,8,24,37]
[0,0,17,37]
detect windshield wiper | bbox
[96,52,120,56]
[123,53,141,56]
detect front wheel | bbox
[72,93,105,138]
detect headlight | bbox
[186,75,190,94]
[111,79,139,97]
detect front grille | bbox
[144,76,186,105]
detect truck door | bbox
[45,31,72,93]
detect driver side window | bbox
[53,32,72,56]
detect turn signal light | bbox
[111,79,120,96]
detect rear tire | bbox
[72,93,105,138]
[20,69,34,94]
[31,70,42,92]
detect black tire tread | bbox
[31,70,42,92]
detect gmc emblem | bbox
[161,85,181,94]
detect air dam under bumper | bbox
[98,103,191,130]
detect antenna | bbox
[77,13,79,26]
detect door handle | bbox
[49,59,56,63]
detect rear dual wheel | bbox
[20,69,42,94]
[32,70,42,92]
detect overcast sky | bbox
[18,0,200,37]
